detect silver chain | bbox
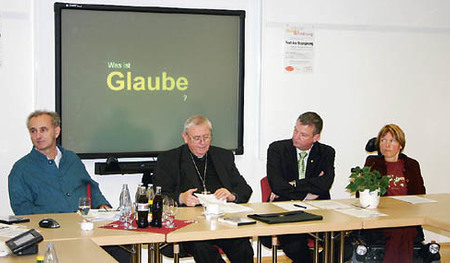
[189,152,209,194]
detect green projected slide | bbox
[56,4,245,158]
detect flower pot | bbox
[358,189,380,209]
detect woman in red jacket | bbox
[365,124,426,263]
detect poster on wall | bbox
[283,24,314,74]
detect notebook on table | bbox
[247,210,323,224]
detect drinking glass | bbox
[126,211,136,229]
[162,196,169,226]
[163,197,178,228]
[78,197,91,216]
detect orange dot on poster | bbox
[285,66,294,71]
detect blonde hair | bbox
[375,124,406,153]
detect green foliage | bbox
[345,166,390,196]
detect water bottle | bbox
[150,186,163,228]
[119,184,132,225]
[119,184,131,208]
[136,186,149,228]
[44,242,59,263]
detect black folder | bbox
[247,210,323,224]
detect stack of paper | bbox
[389,196,437,204]
[86,209,120,222]
[195,193,253,214]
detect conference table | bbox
[168,202,363,263]
[0,213,165,263]
[0,194,448,263]
[361,194,450,231]
[167,194,450,263]
[0,239,117,263]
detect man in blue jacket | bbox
[8,110,128,262]
[8,110,110,214]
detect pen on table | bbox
[293,204,307,209]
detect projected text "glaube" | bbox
[107,71,189,91]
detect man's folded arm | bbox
[267,146,307,200]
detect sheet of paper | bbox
[273,202,318,211]
[195,193,226,205]
[336,208,388,218]
[0,242,11,257]
[86,209,120,222]
[0,223,29,239]
[305,200,352,210]
[389,196,438,204]
[219,203,253,214]
[194,194,252,214]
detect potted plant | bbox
[346,166,390,209]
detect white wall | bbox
[260,0,450,200]
[1,0,449,222]
[0,0,35,215]
[0,0,262,215]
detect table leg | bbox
[313,233,320,263]
[330,231,335,263]
[271,236,278,263]
[323,232,329,263]
[131,244,142,263]
[339,231,345,263]
[147,244,155,263]
[173,242,180,263]
[257,237,262,263]
[155,243,161,263]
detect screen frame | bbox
[54,2,245,159]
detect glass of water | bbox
[78,197,91,216]
[163,197,178,228]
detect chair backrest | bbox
[365,137,379,154]
[260,176,271,202]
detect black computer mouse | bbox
[38,218,60,228]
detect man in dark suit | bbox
[154,115,253,263]
[267,111,335,263]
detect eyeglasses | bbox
[188,134,212,144]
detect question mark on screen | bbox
[183,94,187,101]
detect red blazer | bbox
[364,154,426,195]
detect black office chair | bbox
[365,137,378,154]
[257,177,325,263]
